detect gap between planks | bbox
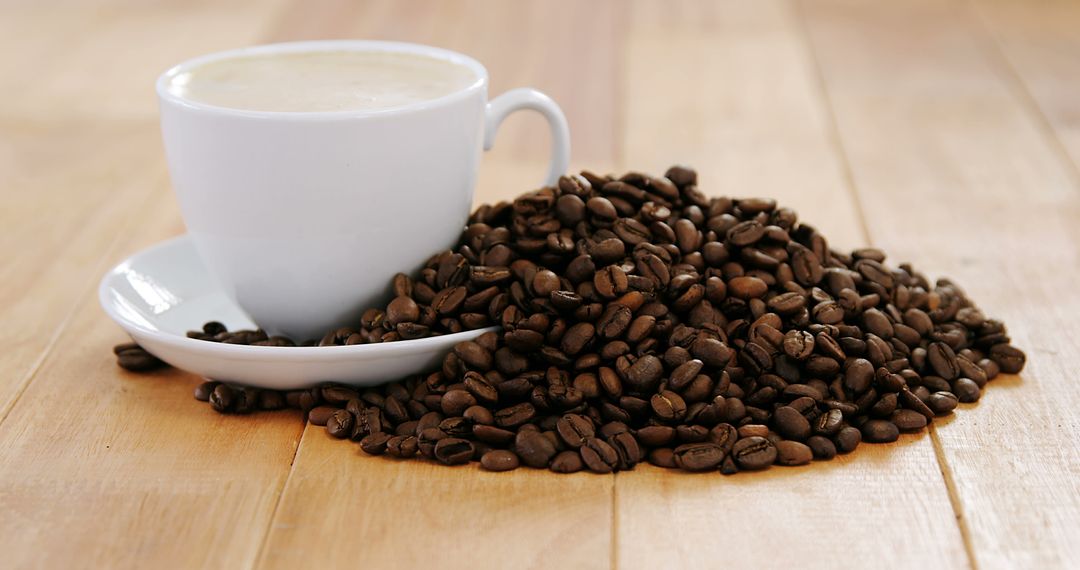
[790,0,977,566]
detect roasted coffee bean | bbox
[844,358,875,393]
[609,431,643,469]
[360,432,392,455]
[580,437,619,473]
[434,437,475,465]
[861,419,900,443]
[209,384,234,413]
[775,441,813,466]
[651,390,688,422]
[891,409,928,432]
[773,406,811,441]
[170,165,1021,478]
[495,403,537,428]
[326,410,354,438]
[729,276,768,299]
[386,435,419,458]
[732,436,777,470]
[550,450,585,473]
[114,343,166,371]
[386,296,420,326]
[835,426,862,453]
[556,414,595,448]
[673,442,724,471]
[515,430,557,468]
[727,220,765,246]
[782,330,815,360]
[953,378,982,403]
[807,435,837,460]
[481,449,520,472]
[989,344,1026,374]
[927,342,960,380]
[194,381,217,402]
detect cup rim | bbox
[156,40,489,120]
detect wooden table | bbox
[3,0,1078,568]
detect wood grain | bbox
[615,2,967,568]
[801,0,1080,567]
[1,0,1079,567]
[973,0,1080,176]
[0,188,305,569]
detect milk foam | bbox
[169,50,478,112]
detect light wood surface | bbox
[1,1,1077,569]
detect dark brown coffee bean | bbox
[561,322,595,356]
[647,448,678,469]
[891,409,928,432]
[835,426,862,453]
[927,342,960,381]
[386,296,420,326]
[550,450,585,473]
[209,384,234,413]
[481,449,520,472]
[844,358,874,393]
[360,432,392,455]
[861,308,893,340]
[495,403,537,428]
[773,406,811,441]
[727,220,765,246]
[953,378,981,403]
[556,414,595,448]
[807,435,837,460]
[194,381,217,402]
[587,196,618,227]
[729,276,767,299]
[989,344,1026,374]
[775,441,813,466]
[780,330,814,360]
[921,391,956,415]
[651,390,688,422]
[673,442,724,471]
[861,419,900,443]
[515,430,557,468]
[441,389,477,416]
[732,436,777,470]
[386,435,419,458]
[326,410,354,438]
[580,437,619,473]
[434,437,475,465]
[115,345,166,371]
[625,354,664,392]
[691,338,733,367]
[609,431,643,469]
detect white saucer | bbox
[99,235,496,389]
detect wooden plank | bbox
[256,429,611,569]
[615,1,968,568]
[255,1,621,568]
[973,0,1080,176]
[800,0,1080,567]
[0,189,306,569]
[0,0,290,123]
[0,0,287,418]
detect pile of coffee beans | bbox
[116,166,1027,474]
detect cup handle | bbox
[484,88,571,186]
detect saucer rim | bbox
[99,234,499,362]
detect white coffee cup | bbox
[157,40,570,341]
